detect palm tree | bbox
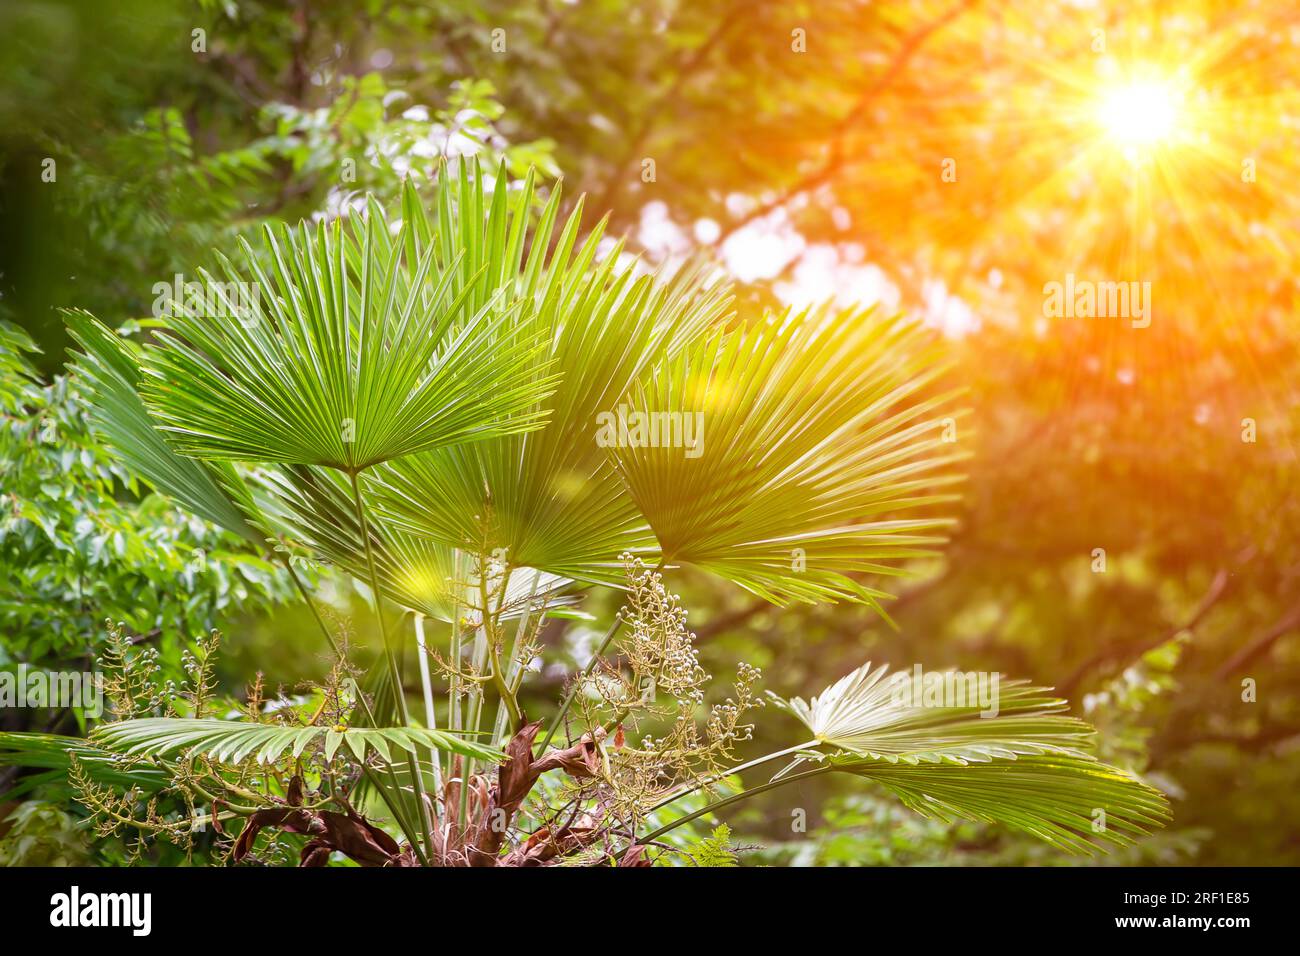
[0,164,1167,866]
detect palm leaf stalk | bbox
[413,613,444,797]
[348,469,438,856]
[483,561,523,734]
[489,570,542,745]
[635,766,833,852]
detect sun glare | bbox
[1097,78,1182,150]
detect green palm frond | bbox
[256,464,574,622]
[612,306,965,606]
[0,732,171,798]
[92,718,501,765]
[831,752,1171,855]
[768,660,1170,854]
[63,311,262,543]
[139,171,556,472]
[773,661,1093,762]
[371,178,732,585]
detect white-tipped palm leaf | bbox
[611,306,966,606]
[773,660,1093,763]
[771,660,1169,854]
[92,718,501,765]
[371,173,731,585]
[139,173,555,472]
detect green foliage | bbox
[0,323,291,669]
[263,72,560,195]
[683,824,740,867]
[65,312,260,541]
[0,731,170,799]
[3,165,1171,867]
[371,186,732,587]
[831,753,1168,856]
[753,792,1205,867]
[0,800,91,866]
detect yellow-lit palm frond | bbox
[613,307,965,605]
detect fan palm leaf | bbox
[773,660,1094,762]
[92,718,501,765]
[612,307,965,605]
[370,167,732,585]
[830,752,1171,855]
[64,310,263,543]
[769,661,1170,854]
[139,173,556,472]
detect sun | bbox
[1096,78,1183,150]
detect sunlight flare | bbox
[1096,77,1184,150]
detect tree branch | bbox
[1059,567,1230,699]
[711,0,979,246]
[1215,598,1300,679]
[590,1,751,217]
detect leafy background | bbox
[1,0,1297,865]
